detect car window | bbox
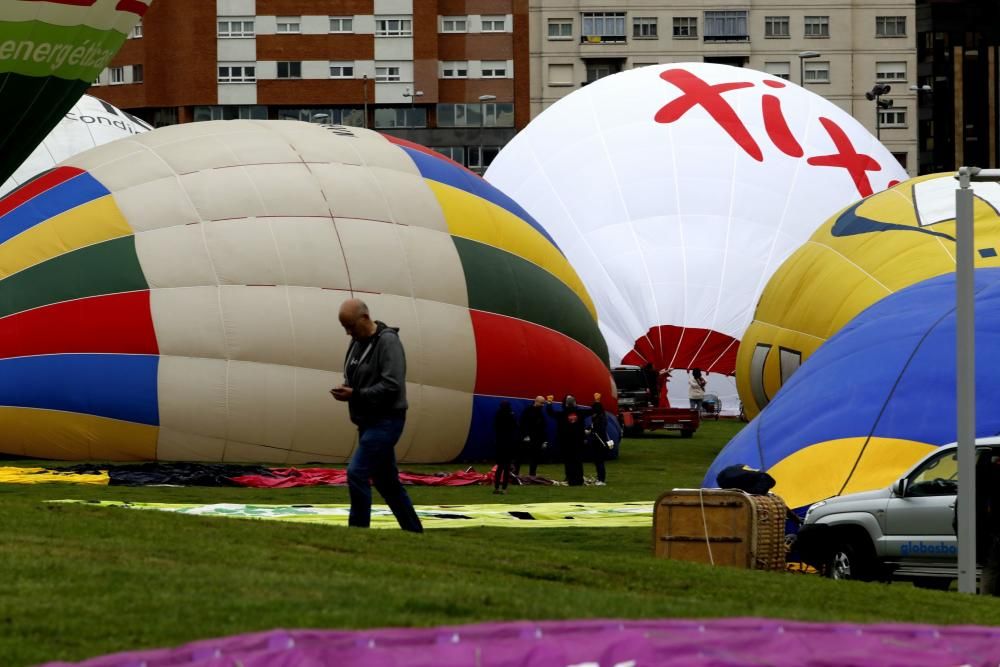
[907,450,958,497]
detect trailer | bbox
[612,365,701,438]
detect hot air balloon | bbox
[707,268,1000,511]
[738,173,1000,419]
[2,94,150,196]
[0,0,151,185]
[0,120,615,463]
[485,63,906,413]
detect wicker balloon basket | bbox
[653,488,787,571]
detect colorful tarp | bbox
[51,500,654,529]
[39,618,1000,666]
[0,121,616,464]
[0,464,525,487]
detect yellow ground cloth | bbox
[0,467,109,485]
[50,500,653,529]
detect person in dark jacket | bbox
[331,298,422,533]
[546,394,589,486]
[493,401,518,494]
[517,395,547,476]
[587,396,610,485]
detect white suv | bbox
[796,437,1000,589]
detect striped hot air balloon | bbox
[0,120,615,463]
[0,0,152,185]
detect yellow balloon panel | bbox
[739,173,1000,418]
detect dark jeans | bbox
[495,459,513,489]
[593,458,606,483]
[347,417,422,533]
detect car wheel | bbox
[680,429,694,439]
[827,538,877,582]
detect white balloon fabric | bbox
[486,63,907,413]
[1,95,151,196]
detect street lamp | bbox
[798,50,821,87]
[865,83,893,140]
[402,88,424,128]
[362,74,369,128]
[954,167,1000,595]
[910,84,932,93]
[477,94,496,174]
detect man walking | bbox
[330,298,423,533]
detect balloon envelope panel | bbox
[0,120,612,463]
[738,173,1000,419]
[0,0,151,185]
[485,62,906,413]
[708,269,1000,510]
[1,94,151,196]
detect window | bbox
[432,146,465,164]
[374,107,427,129]
[375,17,412,37]
[581,12,626,43]
[468,146,499,171]
[764,16,789,38]
[131,64,143,83]
[218,65,256,83]
[804,16,829,38]
[704,10,748,41]
[194,105,267,121]
[481,61,507,78]
[276,17,300,33]
[277,108,363,126]
[876,16,906,37]
[803,60,830,83]
[277,61,301,79]
[548,63,573,86]
[129,20,143,38]
[436,103,515,128]
[441,61,468,78]
[672,17,697,38]
[218,19,254,38]
[763,61,790,80]
[633,17,657,39]
[375,66,401,82]
[906,450,957,496]
[330,62,354,78]
[481,16,505,32]
[892,152,908,170]
[329,17,353,33]
[109,66,125,84]
[548,18,572,39]
[586,61,620,83]
[441,16,467,32]
[876,61,907,82]
[879,109,907,127]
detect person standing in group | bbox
[330,298,423,533]
[642,362,659,406]
[657,368,673,408]
[546,394,588,486]
[493,400,518,494]
[518,395,548,477]
[688,368,707,413]
[587,395,610,486]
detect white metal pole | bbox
[956,167,977,594]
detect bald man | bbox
[331,298,422,532]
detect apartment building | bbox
[91,0,530,173]
[531,2,918,175]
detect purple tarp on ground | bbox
[39,617,1000,667]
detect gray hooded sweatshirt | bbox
[343,320,408,425]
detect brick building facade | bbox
[91,0,529,173]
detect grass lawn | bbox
[4,420,1000,666]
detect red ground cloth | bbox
[230,468,491,489]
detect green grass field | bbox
[4,421,1000,666]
